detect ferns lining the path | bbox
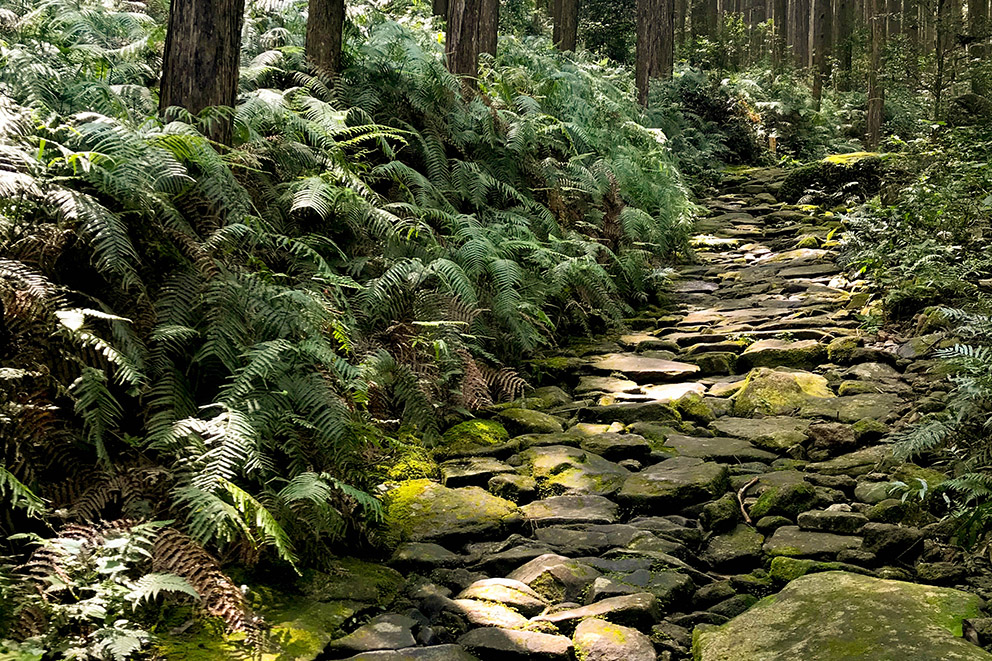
[0,0,692,628]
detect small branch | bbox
[738,476,760,525]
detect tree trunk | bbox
[748,0,767,62]
[867,0,884,147]
[306,0,345,76]
[637,0,675,104]
[885,0,901,36]
[160,0,245,145]
[970,0,989,93]
[692,0,717,37]
[479,0,499,55]
[433,0,448,16]
[773,0,789,64]
[835,0,855,88]
[553,0,579,49]
[791,0,811,66]
[812,0,833,102]
[447,0,482,81]
[677,0,688,46]
[903,0,919,84]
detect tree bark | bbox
[160,0,246,145]
[637,0,675,104]
[812,0,833,102]
[885,0,901,36]
[553,0,579,49]
[677,0,689,46]
[447,0,482,81]
[970,0,989,93]
[867,0,884,147]
[903,0,919,84]
[835,0,854,87]
[479,0,499,55]
[306,0,345,76]
[791,0,811,66]
[773,0,789,64]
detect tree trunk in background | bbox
[867,0,883,146]
[885,0,901,36]
[903,0,919,84]
[433,0,448,16]
[306,0,345,76]
[479,0,499,55]
[773,0,789,64]
[160,0,245,145]
[447,0,482,80]
[792,0,811,66]
[835,0,854,88]
[677,0,688,46]
[553,0,579,49]
[812,0,833,102]
[637,0,675,104]
[748,0,767,62]
[970,0,989,93]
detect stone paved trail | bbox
[321,169,992,661]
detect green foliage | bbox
[0,2,691,650]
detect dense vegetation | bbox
[0,0,990,656]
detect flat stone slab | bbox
[619,456,729,509]
[456,578,548,617]
[762,525,862,560]
[458,628,572,659]
[533,592,661,630]
[440,457,515,487]
[575,376,640,395]
[710,417,811,451]
[383,480,520,544]
[573,618,657,661]
[739,339,826,370]
[694,571,991,660]
[520,495,619,526]
[338,645,479,660]
[640,382,707,402]
[590,353,700,381]
[664,434,777,463]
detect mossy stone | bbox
[382,479,520,545]
[497,408,566,435]
[676,393,717,424]
[826,335,862,364]
[693,571,990,660]
[749,482,816,519]
[733,368,833,417]
[439,419,510,458]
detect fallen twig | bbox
[738,476,760,524]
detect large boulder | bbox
[693,571,990,660]
[383,480,520,544]
[733,368,834,417]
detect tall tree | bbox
[867,0,884,147]
[773,0,789,65]
[812,0,833,102]
[691,0,717,37]
[969,0,989,93]
[886,0,902,36]
[479,0,499,55]
[160,0,246,145]
[553,0,579,50]
[791,0,812,66]
[677,0,689,46]
[447,0,482,79]
[835,0,856,88]
[433,0,448,16]
[636,0,676,104]
[306,0,346,75]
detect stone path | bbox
[318,169,992,660]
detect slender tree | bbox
[791,0,812,66]
[691,0,717,37]
[306,0,346,76]
[447,0,482,80]
[160,0,246,145]
[812,0,833,102]
[773,0,789,65]
[479,0,499,55]
[886,0,902,36]
[867,0,884,147]
[970,0,989,93]
[835,0,855,88]
[553,0,579,50]
[636,0,676,104]
[677,0,689,46]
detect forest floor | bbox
[165,168,992,660]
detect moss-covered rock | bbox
[768,556,874,583]
[778,153,883,204]
[738,339,826,371]
[732,368,834,417]
[382,447,441,481]
[826,335,862,364]
[497,408,566,435]
[439,419,510,458]
[675,393,717,424]
[693,571,990,660]
[749,481,816,519]
[382,479,520,545]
